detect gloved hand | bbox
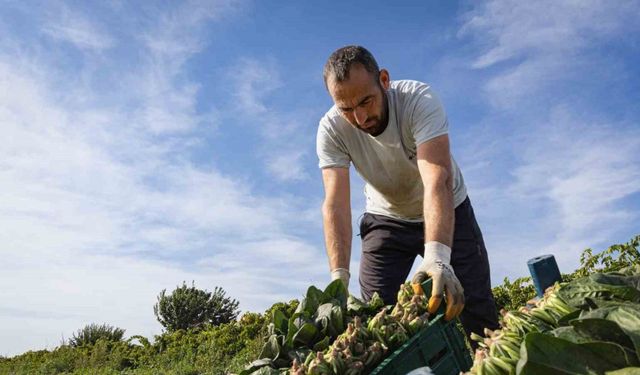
[412,241,465,321]
[330,267,350,290]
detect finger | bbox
[450,296,464,320]
[428,275,445,314]
[444,288,457,321]
[453,284,466,318]
[455,300,465,318]
[412,283,424,296]
[428,295,443,315]
[411,271,427,285]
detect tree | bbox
[69,323,125,347]
[154,281,240,332]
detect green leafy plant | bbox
[492,235,640,312]
[2,235,638,375]
[467,236,640,375]
[154,281,240,332]
[572,234,640,279]
[69,323,125,348]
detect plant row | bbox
[466,265,640,375]
[241,282,436,375]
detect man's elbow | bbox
[322,198,350,219]
[322,200,342,217]
[321,201,332,218]
[423,168,453,194]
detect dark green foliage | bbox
[69,323,125,348]
[492,275,537,312]
[154,281,240,332]
[517,332,633,374]
[1,236,638,374]
[571,235,640,279]
[0,304,294,374]
[245,280,394,373]
[492,235,640,312]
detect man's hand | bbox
[412,241,464,321]
[330,268,350,290]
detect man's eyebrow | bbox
[339,95,374,111]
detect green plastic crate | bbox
[369,279,473,375]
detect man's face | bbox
[327,64,390,136]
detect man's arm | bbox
[321,167,352,287]
[417,134,454,246]
[414,134,464,320]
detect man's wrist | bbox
[423,241,452,265]
[331,267,350,280]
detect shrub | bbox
[154,282,240,332]
[69,323,125,348]
[492,234,640,311]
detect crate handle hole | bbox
[427,347,448,367]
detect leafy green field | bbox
[1,235,637,375]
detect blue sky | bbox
[1,0,639,356]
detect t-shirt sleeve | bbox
[409,86,449,146]
[316,118,351,169]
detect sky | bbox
[1,0,639,357]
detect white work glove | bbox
[330,268,350,290]
[412,241,465,321]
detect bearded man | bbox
[316,45,499,340]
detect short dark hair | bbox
[323,45,380,88]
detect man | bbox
[316,45,499,339]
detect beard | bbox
[355,89,389,137]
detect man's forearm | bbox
[322,203,352,270]
[423,177,454,247]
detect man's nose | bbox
[354,107,367,125]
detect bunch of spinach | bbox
[241,280,385,374]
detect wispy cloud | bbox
[267,151,307,181]
[228,58,313,182]
[460,0,639,69]
[231,58,283,115]
[453,0,640,280]
[142,0,243,60]
[458,0,640,109]
[0,1,326,356]
[508,107,640,255]
[41,4,114,51]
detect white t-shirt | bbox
[316,80,467,222]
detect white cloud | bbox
[459,0,640,108]
[460,0,639,69]
[142,0,243,60]
[0,1,326,357]
[228,58,313,182]
[508,108,640,257]
[231,58,283,115]
[475,112,640,281]
[42,5,114,51]
[454,0,640,282]
[267,151,307,181]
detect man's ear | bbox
[379,69,390,90]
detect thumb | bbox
[411,270,428,285]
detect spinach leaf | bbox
[258,335,280,361]
[517,333,632,375]
[291,322,319,348]
[605,368,640,375]
[272,309,288,336]
[580,305,640,356]
[323,279,348,309]
[295,286,327,316]
[239,359,274,375]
